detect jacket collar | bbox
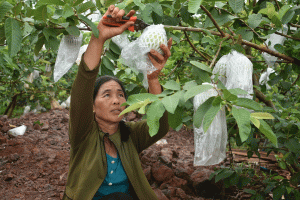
[96,120,122,147]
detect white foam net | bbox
[193,83,227,166]
[54,34,83,82]
[213,51,253,99]
[112,25,167,88]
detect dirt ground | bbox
[0,109,290,200]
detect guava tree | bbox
[1,0,300,198]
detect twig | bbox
[251,60,292,63]
[209,40,223,68]
[289,23,300,28]
[258,26,300,41]
[291,74,300,87]
[200,5,226,37]
[165,57,184,79]
[274,0,280,10]
[183,30,210,62]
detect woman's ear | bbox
[93,104,95,113]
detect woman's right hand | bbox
[95,5,136,43]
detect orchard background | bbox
[0,0,300,199]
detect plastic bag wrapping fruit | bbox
[53,33,83,82]
[193,83,227,166]
[213,51,253,99]
[113,25,167,88]
[259,67,276,89]
[262,25,288,67]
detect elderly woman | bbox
[62,5,172,200]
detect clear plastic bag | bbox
[262,25,288,67]
[259,67,275,89]
[113,25,167,88]
[193,83,227,166]
[53,34,83,82]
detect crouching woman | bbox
[62,5,172,200]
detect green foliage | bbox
[1,0,300,197]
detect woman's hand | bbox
[95,5,136,43]
[84,5,135,70]
[147,38,172,95]
[147,38,172,81]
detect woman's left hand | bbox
[147,38,172,81]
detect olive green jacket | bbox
[63,57,169,200]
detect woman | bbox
[62,5,172,200]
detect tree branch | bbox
[209,40,223,68]
[183,30,210,62]
[200,5,226,37]
[274,0,280,10]
[164,25,300,65]
[254,88,276,110]
[289,23,300,28]
[259,26,300,41]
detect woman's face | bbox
[93,80,126,123]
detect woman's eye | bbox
[119,94,124,97]
[104,94,109,97]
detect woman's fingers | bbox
[149,49,164,63]
[111,7,119,18]
[148,53,162,70]
[126,10,136,17]
[167,38,172,50]
[105,5,115,16]
[116,9,125,22]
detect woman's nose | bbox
[112,95,120,105]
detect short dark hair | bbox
[93,75,127,102]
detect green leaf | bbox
[63,4,74,18]
[0,1,13,21]
[102,56,115,71]
[203,103,223,133]
[188,0,203,14]
[168,106,184,129]
[194,97,215,128]
[229,0,244,13]
[147,100,165,137]
[259,2,277,19]
[278,5,291,20]
[119,98,151,116]
[251,112,274,119]
[183,81,197,90]
[76,1,96,14]
[42,27,56,41]
[250,116,260,129]
[215,170,235,182]
[248,13,262,29]
[236,27,253,41]
[232,107,251,142]
[104,0,119,8]
[244,189,256,195]
[271,15,282,28]
[281,10,294,24]
[190,61,212,73]
[273,186,285,200]
[34,5,48,21]
[109,40,121,55]
[223,89,238,101]
[163,80,180,91]
[133,0,145,10]
[5,18,22,57]
[65,26,80,36]
[161,92,181,114]
[37,0,65,6]
[274,44,284,54]
[259,119,277,147]
[234,98,263,111]
[126,93,159,105]
[141,4,153,24]
[184,84,214,102]
[228,88,248,96]
[152,2,163,17]
[73,0,85,7]
[78,14,99,38]
[34,35,46,56]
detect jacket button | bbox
[111,160,115,164]
[108,183,112,186]
[111,170,113,174]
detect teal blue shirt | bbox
[93,153,130,199]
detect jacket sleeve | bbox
[126,111,169,154]
[69,54,100,149]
